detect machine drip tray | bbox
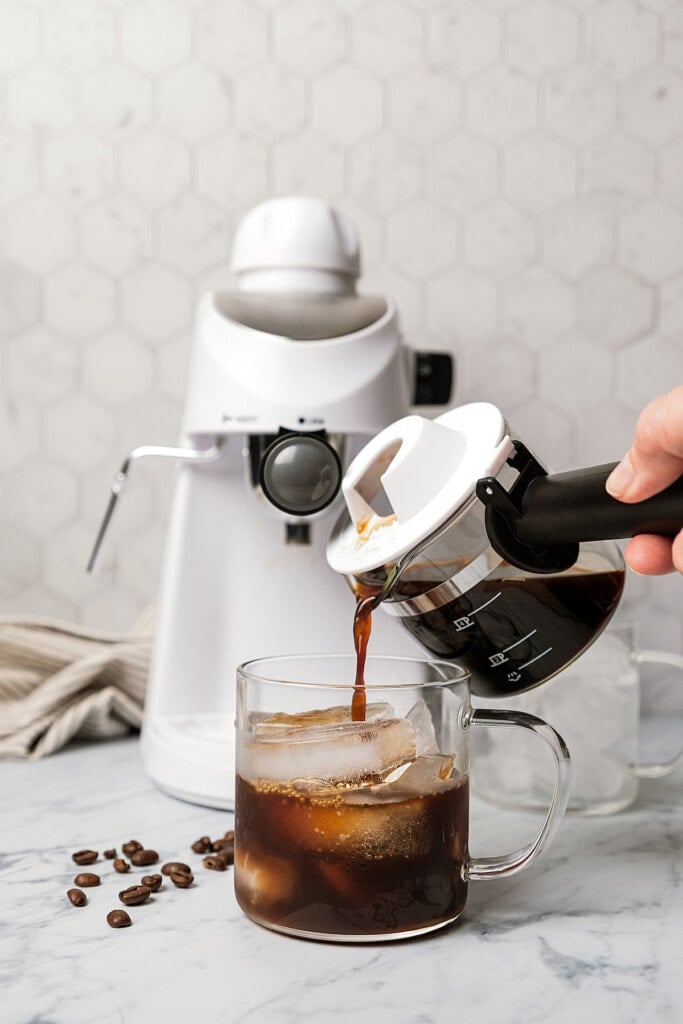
[142,713,236,810]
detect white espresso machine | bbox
[89,196,452,808]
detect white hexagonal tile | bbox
[45,263,116,341]
[155,195,230,277]
[390,67,460,146]
[197,0,268,73]
[618,335,683,410]
[236,63,306,141]
[196,133,269,210]
[44,522,114,605]
[7,64,77,132]
[579,267,654,347]
[43,0,115,72]
[466,65,537,142]
[5,195,77,273]
[43,131,115,205]
[463,200,536,278]
[0,264,41,339]
[121,0,191,72]
[543,66,617,146]
[83,463,155,544]
[349,130,421,215]
[501,267,575,348]
[353,0,422,76]
[504,133,576,213]
[115,523,167,600]
[80,65,153,137]
[0,2,39,73]
[588,0,659,79]
[0,400,40,472]
[158,333,192,403]
[508,398,576,471]
[0,129,39,208]
[620,202,683,282]
[274,0,346,75]
[79,584,147,632]
[364,266,423,339]
[45,395,115,471]
[426,267,498,344]
[464,340,535,409]
[660,274,683,337]
[425,132,498,213]
[543,199,614,281]
[274,130,345,200]
[661,140,683,210]
[583,132,656,214]
[82,197,152,276]
[6,461,77,537]
[664,6,683,71]
[387,199,458,278]
[84,330,154,405]
[427,1,500,79]
[118,395,183,452]
[0,527,40,598]
[623,67,683,146]
[121,129,191,209]
[158,64,232,145]
[122,265,192,343]
[7,328,78,405]
[312,66,383,145]
[539,335,612,412]
[508,0,578,75]
[577,400,639,467]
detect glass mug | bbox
[473,625,683,816]
[234,654,571,943]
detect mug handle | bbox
[466,708,571,881]
[632,650,683,780]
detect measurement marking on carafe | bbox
[501,629,537,654]
[470,592,501,616]
[518,647,553,671]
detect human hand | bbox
[606,386,683,575]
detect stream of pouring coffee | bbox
[351,583,381,722]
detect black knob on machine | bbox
[413,352,453,406]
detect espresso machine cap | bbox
[327,402,513,576]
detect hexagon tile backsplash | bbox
[1,0,682,661]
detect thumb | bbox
[606,386,683,503]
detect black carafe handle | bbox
[477,446,683,573]
[514,463,683,545]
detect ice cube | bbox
[406,699,440,755]
[254,702,394,737]
[240,714,416,784]
[342,754,456,805]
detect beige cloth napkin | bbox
[0,606,154,760]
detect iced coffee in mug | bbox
[234,654,570,942]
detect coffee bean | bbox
[130,849,158,867]
[211,837,233,853]
[122,840,143,857]
[217,848,234,867]
[191,836,212,854]
[72,849,98,865]
[169,870,193,889]
[107,909,131,929]
[223,830,235,843]
[113,858,130,874]
[118,885,151,907]
[103,849,116,859]
[202,855,226,872]
[67,888,87,907]
[74,872,100,887]
[161,861,190,876]
[141,874,162,892]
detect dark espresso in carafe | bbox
[392,566,624,698]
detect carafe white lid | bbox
[327,402,513,575]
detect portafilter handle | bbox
[477,441,683,574]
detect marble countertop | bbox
[2,737,682,1024]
